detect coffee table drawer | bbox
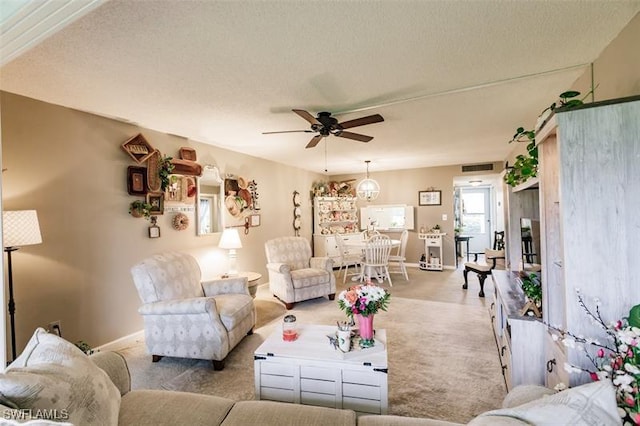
[343,396,381,414]
[301,365,331,380]
[343,383,381,400]
[301,391,337,408]
[301,378,335,394]
[261,374,294,390]
[343,370,382,386]
[261,362,295,377]
[261,387,295,403]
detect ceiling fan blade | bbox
[262,130,314,134]
[305,135,324,149]
[293,109,321,125]
[338,114,384,129]
[337,131,373,142]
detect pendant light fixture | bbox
[356,160,380,201]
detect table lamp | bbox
[3,210,43,361]
[218,228,242,276]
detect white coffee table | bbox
[254,324,388,414]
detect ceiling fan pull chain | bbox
[324,139,328,173]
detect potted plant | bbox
[129,200,152,219]
[432,224,441,233]
[519,272,542,317]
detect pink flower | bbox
[590,372,599,381]
[597,348,605,358]
[634,413,640,425]
[626,395,635,406]
[616,320,623,330]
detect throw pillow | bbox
[0,328,120,426]
[469,380,621,426]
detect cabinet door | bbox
[324,235,340,258]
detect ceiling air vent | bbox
[461,163,494,173]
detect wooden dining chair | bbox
[335,233,363,284]
[361,234,393,286]
[388,229,409,280]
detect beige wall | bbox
[505,12,640,165]
[572,12,640,102]
[1,92,323,354]
[331,163,502,267]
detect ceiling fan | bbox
[263,109,384,148]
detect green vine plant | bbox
[159,155,175,191]
[504,88,596,187]
[538,87,597,120]
[504,127,538,187]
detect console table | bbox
[254,324,388,414]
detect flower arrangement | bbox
[550,291,640,425]
[337,284,390,318]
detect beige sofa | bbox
[0,329,623,425]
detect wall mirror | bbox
[197,165,224,235]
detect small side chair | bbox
[462,248,505,297]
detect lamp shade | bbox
[218,228,242,249]
[3,210,42,248]
[356,178,380,201]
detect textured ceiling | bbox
[1,1,639,174]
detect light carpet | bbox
[120,279,506,423]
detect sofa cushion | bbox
[291,268,331,289]
[119,389,234,426]
[221,400,356,426]
[468,380,621,426]
[0,328,121,426]
[214,293,254,331]
[359,414,461,425]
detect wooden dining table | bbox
[343,238,400,283]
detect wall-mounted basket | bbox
[121,133,155,164]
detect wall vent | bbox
[461,163,494,172]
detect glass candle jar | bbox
[282,314,298,341]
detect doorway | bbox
[460,187,492,253]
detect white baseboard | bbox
[406,263,455,270]
[95,330,144,352]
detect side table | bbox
[215,271,262,298]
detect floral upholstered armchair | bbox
[264,236,335,309]
[130,252,255,370]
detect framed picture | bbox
[148,225,161,238]
[249,214,261,227]
[418,190,441,206]
[146,193,164,215]
[127,166,148,196]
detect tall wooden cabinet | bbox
[537,97,640,387]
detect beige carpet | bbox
[118,268,506,424]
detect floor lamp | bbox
[2,210,42,361]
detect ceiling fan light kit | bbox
[356,160,380,202]
[263,110,384,149]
